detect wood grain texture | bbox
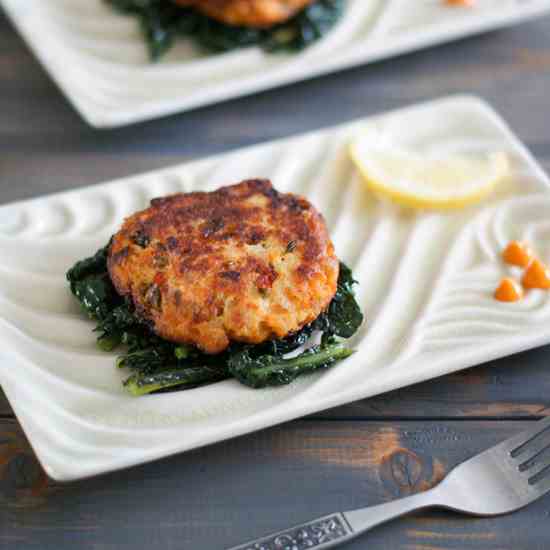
[2,5,550,549]
[1,417,550,550]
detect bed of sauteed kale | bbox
[67,240,363,395]
[105,0,345,60]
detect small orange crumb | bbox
[502,241,534,268]
[495,277,523,302]
[522,259,550,290]
[445,0,475,6]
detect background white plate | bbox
[2,0,550,127]
[1,96,550,481]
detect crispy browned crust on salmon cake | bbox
[108,179,339,354]
[172,0,316,28]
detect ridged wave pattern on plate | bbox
[2,0,548,125]
[0,97,549,480]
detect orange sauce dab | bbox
[495,278,523,303]
[522,259,550,290]
[502,241,534,268]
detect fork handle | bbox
[227,489,441,549]
[227,512,355,550]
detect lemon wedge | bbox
[349,134,509,210]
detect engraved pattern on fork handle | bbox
[228,513,355,550]
[227,490,441,550]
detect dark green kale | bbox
[66,243,110,283]
[227,340,354,389]
[105,0,344,60]
[314,262,363,338]
[67,240,362,395]
[67,243,147,349]
[94,304,139,351]
[116,345,175,372]
[69,274,118,322]
[116,341,197,372]
[66,243,122,321]
[124,365,230,396]
[253,324,315,357]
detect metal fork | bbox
[228,416,550,550]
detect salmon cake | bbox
[172,0,317,28]
[108,179,339,354]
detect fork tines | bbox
[507,416,550,488]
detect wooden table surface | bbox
[2,8,550,549]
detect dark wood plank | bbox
[1,416,549,549]
[2,343,550,420]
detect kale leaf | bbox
[227,341,354,389]
[66,243,110,283]
[67,243,122,321]
[314,261,364,338]
[105,0,344,60]
[124,365,230,396]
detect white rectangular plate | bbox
[2,0,550,127]
[1,96,550,481]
